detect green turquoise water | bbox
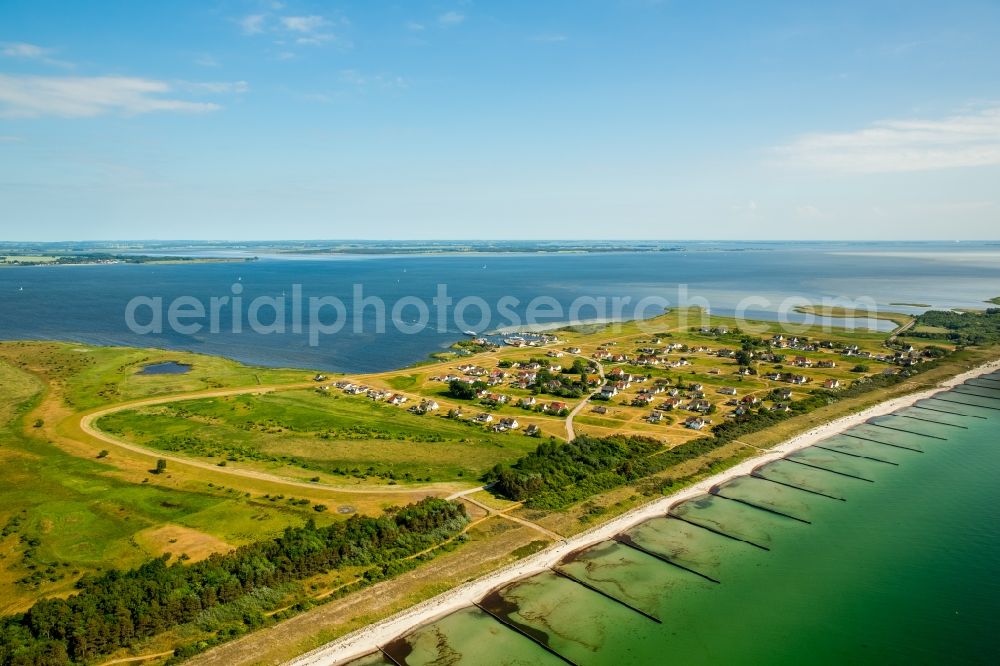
[349,377,1000,665]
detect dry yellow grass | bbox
[132,524,233,563]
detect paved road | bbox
[76,345,596,499]
[888,317,917,343]
[459,493,564,542]
[445,485,486,501]
[565,354,605,440]
[77,383,462,496]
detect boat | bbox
[463,330,477,336]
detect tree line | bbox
[484,435,664,508]
[0,498,467,665]
[904,308,1000,346]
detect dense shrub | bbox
[484,435,663,508]
[905,308,1000,346]
[0,498,467,665]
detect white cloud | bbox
[280,15,328,33]
[295,34,334,46]
[2,42,49,58]
[238,10,348,54]
[240,14,266,35]
[258,14,341,46]
[0,75,222,118]
[1,41,73,67]
[438,11,465,26]
[406,21,425,32]
[281,15,337,44]
[774,105,1000,173]
[0,135,23,142]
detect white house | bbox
[685,416,707,430]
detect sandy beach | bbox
[288,359,1000,666]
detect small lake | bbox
[138,361,192,375]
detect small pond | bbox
[138,361,192,375]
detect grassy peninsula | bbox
[1,306,998,665]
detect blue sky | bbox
[1,0,999,241]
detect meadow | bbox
[0,356,326,616]
[0,342,432,617]
[98,390,544,484]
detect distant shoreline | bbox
[0,256,256,268]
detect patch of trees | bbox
[905,308,1000,346]
[0,498,467,665]
[561,358,593,375]
[485,432,770,510]
[448,379,485,399]
[452,339,494,353]
[532,365,588,398]
[484,435,664,508]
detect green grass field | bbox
[0,341,307,414]
[98,389,543,483]
[0,362,317,614]
[0,345,331,614]
[1,255,59,264]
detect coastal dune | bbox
[288,360,1000,666]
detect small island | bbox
[1,252,257,267]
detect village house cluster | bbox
[314,322,938,442]
[578,328,933,433]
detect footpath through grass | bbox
[0,344,349,616]
[0,359,309,616]
[98,390,542,484]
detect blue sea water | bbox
[1,241,998,372]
